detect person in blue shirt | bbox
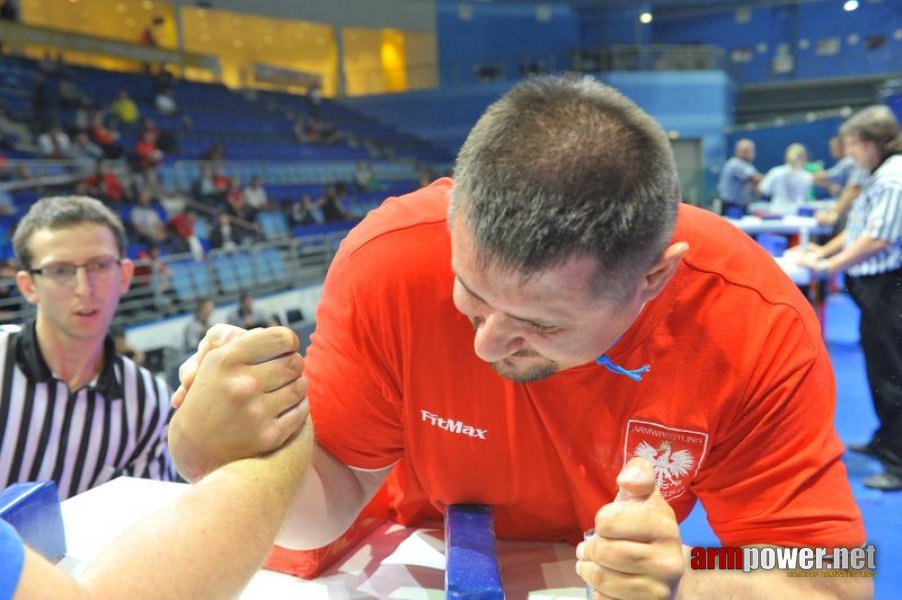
[715,139,763,216]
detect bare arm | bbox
[819,235,890,275]
[677,546,872,600]
[13,417,314,600]
[815,184,862,226]
[276,443,391,549]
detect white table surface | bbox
[726,214,832,236]
[59,477,588,599]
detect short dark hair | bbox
[840,105,902,161]
[13,195,127,269]
[450,74,680,299]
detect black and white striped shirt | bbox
[0,322,176,499]
[845,154,902,277]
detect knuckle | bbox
[594,504,621,533]
[658,552,684,578]
[224,372,260,400]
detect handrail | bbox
[0,21,220,75]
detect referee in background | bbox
[0,195,175,499]
[715,138,763,216]
[799,105,902,491]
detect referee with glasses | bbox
[0,195,175,499]
[799,105,902,491]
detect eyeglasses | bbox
[29,257,122,285]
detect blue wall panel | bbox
[646,1,902,84]
[436,2,579,86]
[347,71,731,203]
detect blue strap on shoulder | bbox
[595,353,650,382]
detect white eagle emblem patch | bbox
[624,420,708,501]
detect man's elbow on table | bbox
[275,443,391,550]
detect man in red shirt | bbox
[169,75,870,599]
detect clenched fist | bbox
[168,324,309,482]
[577,457,684,600]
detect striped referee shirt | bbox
[716,156,759,205]
[845,154,902,277]
[0,321,176,499]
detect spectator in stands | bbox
[155,86,178,116]
[131,189,169,246]
[306,79,322,117]
[203,140,226,162]
[58,77,91,110]
[79,160,127,205]
[4,195,176,499]
[69,131,104,171]
[308,184,352,223]
[227,177,258,224]
[31,72,58,135]
[191,165,220,206]
[758,143,814,214]
[318,120,341,145]
[184,297,215,353]
[89,110,124,159]
[295,116,319,144]
[286,194,315,227]
[110,322,146,366]
[37,50,67,78]
[353,161,377,193]
[37,123,71,159]
[110,89,140,129]
[139,25,158,47]
[0,0,18,21]
[169,207,204,261]
[134,127,164,173]
[153,64,176,94]
[209,212,242,251]
[715,138,762,216]
[227,292,278,329]
[242,175,270,212]
[132,243,174,314]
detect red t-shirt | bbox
[306,178,865,548]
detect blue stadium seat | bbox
[210,254,241,293]
[233,251,256,288]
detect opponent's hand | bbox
[168,324,308,482]
[576,458,684,600]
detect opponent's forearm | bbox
[678,567,872,599]
[77,417,314,599]
[677,546,873,600]
[275,443,389,550]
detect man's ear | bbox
[15,270,39,305]
[638,242,689,302]
[118,258,135,295]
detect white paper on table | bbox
[379,527,445,570]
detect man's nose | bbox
[472,314,524,362]
[71,266,93,295]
